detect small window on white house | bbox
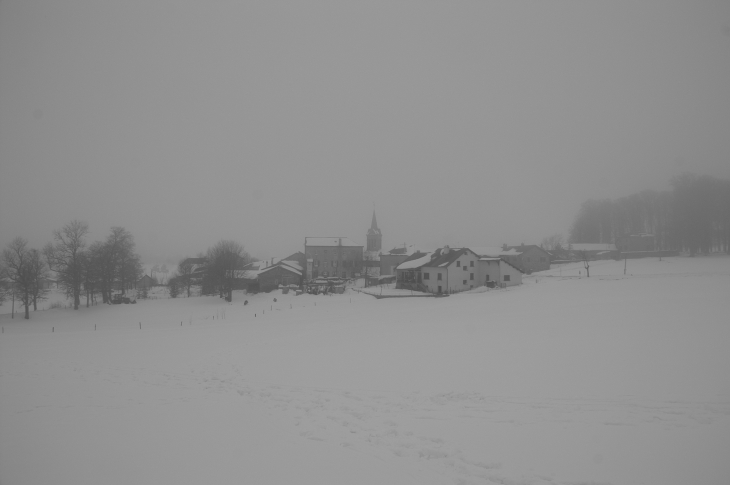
[424,273,430,280]
[437,273,442,281]
[464,266,467,271]
[456,261,461,267]
[470,273,474,280]
[503,275,511,281]
[470,261,474,267]
[463,280,467,285]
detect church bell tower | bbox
[366,211,382,252]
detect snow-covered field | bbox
[1,256,729,485]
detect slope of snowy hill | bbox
[1,256,729,485]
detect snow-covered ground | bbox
[1,256,729,484]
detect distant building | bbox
[380,244,422,276]
[137,274,155,289]
[304,237,363,279]
[501,244,551,274]
[395,246,523,293]
[256,260,304,292]
[568,243,619,260]
[236,252,307,292]
[615,234,655,252]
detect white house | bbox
[396,246,523,293]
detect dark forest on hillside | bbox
[570,173,730,255]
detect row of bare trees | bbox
[570,173,730,255]
[1,221,143,319]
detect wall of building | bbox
[477,260,502,285]
[420,267,446,293]
[305,245,363,279]
[499,261,522,286]
[445,252,480,292]
[258,267,301,292]
[380,254,409,276]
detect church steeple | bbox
[369,210,380,235]
[366,210,382,252]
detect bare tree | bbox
[0,262,9,306]
[86,227,143,303]
[44,220,89,310]
[580,250,590,277]
[205,240,249,301]
[2,238,35,319]
[177,258,195,297]
[28,249,49,311]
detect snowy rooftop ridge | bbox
[468,247,519,257]
[395,252,433,270]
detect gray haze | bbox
[2,1,730,263]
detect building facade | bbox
[396,247,523,293]
[304,237,363,279]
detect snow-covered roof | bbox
[469,247,519,257]
[305,237,362,247]
[233,269,260,280]
[258,264,302,277]
[395,252,433,270]
[280,260,303,272]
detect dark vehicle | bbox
[111,294,136,304]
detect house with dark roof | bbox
[501,244,551,274]
[380,244,422,276]
[235,252,307,292]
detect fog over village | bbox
[1,2,730,485]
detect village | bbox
[134,211,676,300]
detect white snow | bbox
[1,256,729,485]
[395,252,433,270]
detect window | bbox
[437,273,442,281]
[463,280,467,285]
[470,261,474,267]
[456,261,461,267]
[463,266,467,271]
[470,273,474,280]
[503,275,511,281]
[424,273,430,280]
[438,286,442,293]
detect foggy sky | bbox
[2,1,730,264]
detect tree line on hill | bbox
[569,173,730,256]
[0,221,143,319]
